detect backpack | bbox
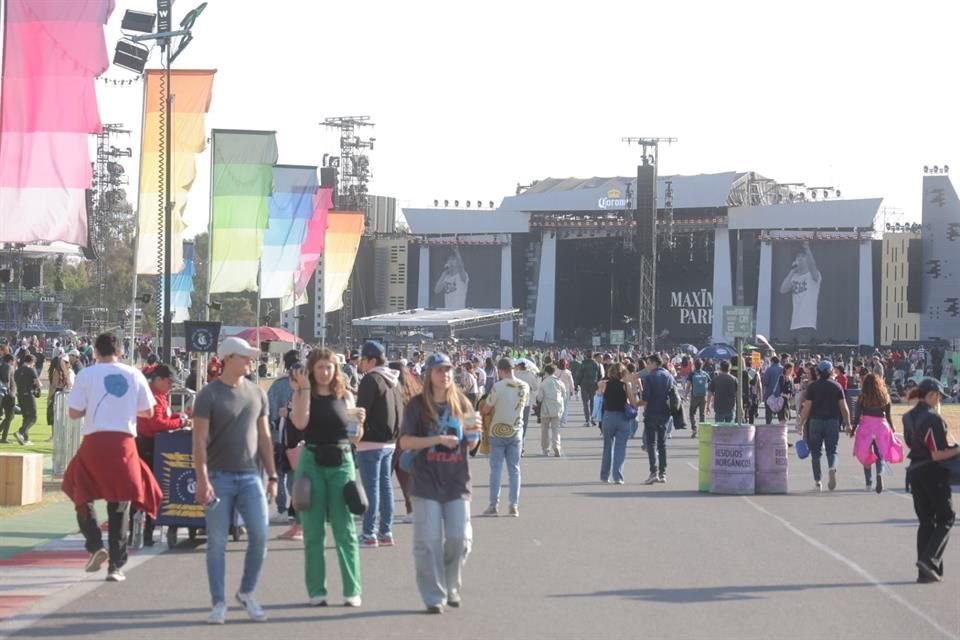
[668,381,682,413]
[690,371,709,397]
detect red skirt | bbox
[61,431,163,518]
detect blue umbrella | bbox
[697,344,737,360]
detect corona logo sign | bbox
[598,188,629,210]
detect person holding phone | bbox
[398,353,480,613]
[268,350,301,524]
[289,348,366,608]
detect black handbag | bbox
[343,449,368,515]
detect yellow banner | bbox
[323,212,365,313]
[135,69,216,275]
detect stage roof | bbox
[352,308,520,331]
[727,198,883,230]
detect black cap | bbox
[916,377,947,396]
[349,349,361,360]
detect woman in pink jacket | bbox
[850,373,903,493]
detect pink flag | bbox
[295,187,333,295]
[0,1,115,245]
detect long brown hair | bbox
[307,348,346,399]
[388,361,422,405]
[859,373,890,409]
[417,368,472,433]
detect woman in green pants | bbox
[290,349,366,607]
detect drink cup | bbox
[346,408,362,437]
[464,412,481,442]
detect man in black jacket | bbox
[576,353,603,427]
[355,341,402,547]
[0,353,15,443]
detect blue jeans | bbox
[807,418,840,482]
[488,436,522,507]
[863,442,884,485]
[600,411,631,482]
[521,406,532,445]
[644,415,669,476]
[205,471,269,606]
[357,448,395,538]
[412,497,472,608]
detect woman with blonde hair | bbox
[398,353,481,614]
[289,349,366,607]
[851,373,899,493]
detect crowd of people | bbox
[0,329,954,622]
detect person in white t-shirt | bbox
[434,248,469,309]
[779,242,821,336]
[480,359,529,517]
[61,333,159,583]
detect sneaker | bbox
[344,596,362,607]
[14,432,24,445]
[207,602,228,625]
[85,548,108,573]
[105,568,126,582]
[644,473,659,485]
[401,513,414,524]
[309,596,328,607]
[426,604,444,614]
[508,504,519,517]
[235,591,267,622]
[916,559,942,582]
[815,481,823,492]
[657,475,667,484]
[876,475,884,494]
[377,533,395,547]
[864,483,873,492]
[22,440,33,446]
[270,512,289,524]
[278,526,303,540]
[542,450,550,457]
[359,535,379,548]
[691,431,698,439]
[553,449,562,457]
[827,469,837,491]
[447,592,462,608]
[482,504,498,517]
[613,479,625,485]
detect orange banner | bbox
[136,69,215,275]
[323,211,365,313]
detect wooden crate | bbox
[0,452,44,506]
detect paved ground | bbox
[2,403,958,640]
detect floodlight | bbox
[113,39,150,74]
[121,10,156,33]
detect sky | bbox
[87,0,960,234]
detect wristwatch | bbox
[267,476,279,483]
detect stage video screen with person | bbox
[428,244,502,309]
[770,239,860,344]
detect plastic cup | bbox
[346,408,362,437]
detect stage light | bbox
[444,200,449,207]
[454,200,459,207]
[945,165,950,174]
[924,165,929,173]
[489,201,494,209]
[433,199,439,207]
[121,10,156,33]
[933,166,940,173]
[835,189,841,198]
[823,189,829,199]
[137,293,152,304]
[466,201,471,208]
[113,39,150,74]
[810,191,817,199]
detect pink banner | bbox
[295,187,333,295]
[0,0,114,245]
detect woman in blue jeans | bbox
[598,363,640,484]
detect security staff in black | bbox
[904,378,958,583]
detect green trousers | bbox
[296,448,362,599]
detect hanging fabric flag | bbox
[135,69,215,275]
[208,129,279,293]
[295,187,333,296]
[322,211,365,313]
[0,0,114,245]
[260,165,318,299]
[171,241,196,322]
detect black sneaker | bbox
[916,559,942,582]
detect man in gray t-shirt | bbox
[192,337,277,624]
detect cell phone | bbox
[289,362,304,377]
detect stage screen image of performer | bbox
[428,245,501,310]
[770,240,859,344]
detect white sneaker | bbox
[270,512,289,524]
[235,592,267,621]
[105,568,126,582]
[207,602,227,625]
[401,513,414,524]
[814,481,823,492]
[85,548,108,573]
[644,473,659,485]
[309,596,328,607]
[344,596,362,607]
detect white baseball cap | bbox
[218,337,259,359]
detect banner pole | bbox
[129,70,150,366]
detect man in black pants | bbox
[14,354,40,445]
[0,353,15,442]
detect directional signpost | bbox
[723,306,755,423]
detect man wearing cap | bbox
[343,350,361,394]
[192,337,278,624]
[480,358,529,517]
[797,360,851,491]
[355,340,403,547]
